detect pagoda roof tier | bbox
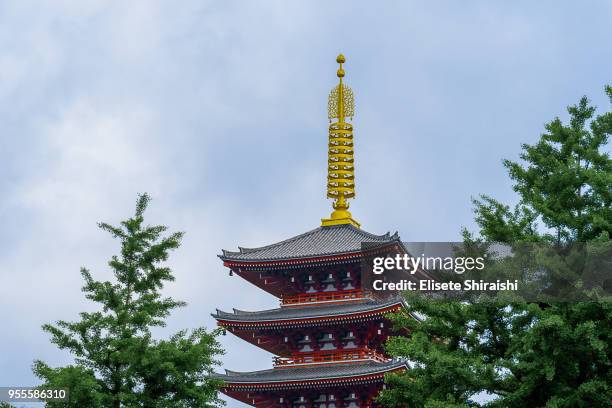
[213,297,403,329]
[214,360,407,390]
[220,224,400,265]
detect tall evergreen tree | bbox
[34,194,224,408]
[379,87,612,407]
[474,87,611,243]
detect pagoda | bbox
[213,55,412,408]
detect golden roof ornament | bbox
[321,54,360,228]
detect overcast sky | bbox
[1,1,611,407]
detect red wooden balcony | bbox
[273,348,387,368]
[280,289,366,307]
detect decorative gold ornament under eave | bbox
[321,54,361,228]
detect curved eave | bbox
[212,300,405,329]
[220,238,404,268]
[218,224,403,267]
[219,249,366,269]
[215,361,408,390]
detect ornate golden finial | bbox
[322,54,360,228]
[328,54,354,122]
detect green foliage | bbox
[492,302,612,408]
[475,86,612,244]
[34,194,225,408]
[380,87,612,407]
[470,196,540,243]
[379,296,514,408]
[32,362,103,407]
[382,299,612,408]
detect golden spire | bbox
[321,54,360,228]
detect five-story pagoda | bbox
[213,55,409,408]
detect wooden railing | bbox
[281,289,366,307]
[274,348,387,367]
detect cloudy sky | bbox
[1,1,611,407]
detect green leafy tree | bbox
[472,87,611,243]
[34,194,225,408]
[379,87,612,407]
[32,363,103,407]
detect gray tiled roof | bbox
[212,298,403,323]
[214,360,407,384]
[220,224,399,262]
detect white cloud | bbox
[1,1,612,407]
